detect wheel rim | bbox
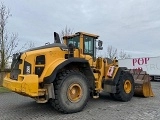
[124,80,132,93]
[67,83,82,102]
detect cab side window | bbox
[67,36,80,48]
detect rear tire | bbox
[51,70,89,113]
[110,71,135,102]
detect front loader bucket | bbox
[129,69,154,97]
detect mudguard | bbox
[43,58,95,88]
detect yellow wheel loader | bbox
[3,32,154,113]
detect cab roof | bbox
[63,32,99,39]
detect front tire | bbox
[51,70,89,113]
[110,71,135,102]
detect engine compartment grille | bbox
[10,53,22,80]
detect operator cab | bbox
[63,32,103,59]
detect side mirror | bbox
[98,40,103,50]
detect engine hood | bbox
[24,43,67,52]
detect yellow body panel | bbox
[24,47,67,82]
[19,53,26,74]
[3,73,39,97]
[41,58,66,80]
